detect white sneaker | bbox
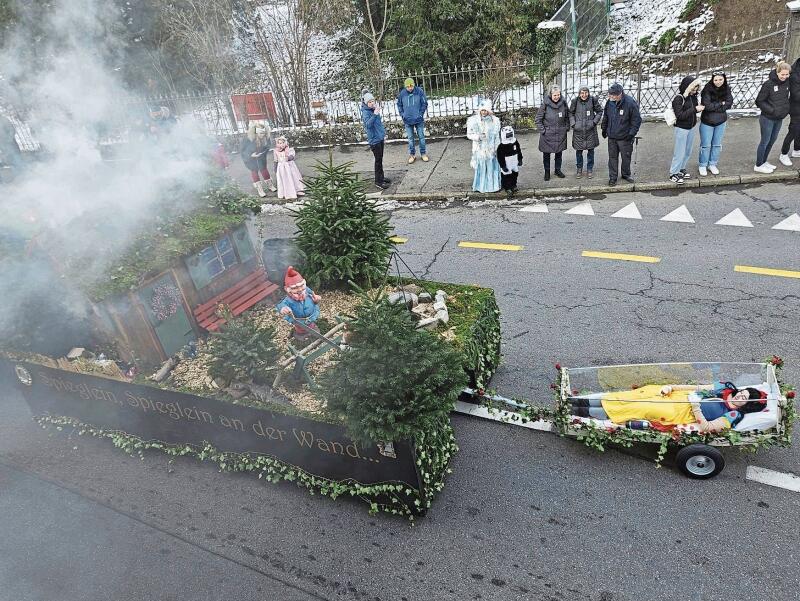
[792,150,800,158]
[698,166,708,176]
[708,165,719,175]
[779,154,793,166]
[754,164,773,173]
[764,162,777,170]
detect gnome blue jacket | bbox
[396,86,428,125]
[360,102,386,145]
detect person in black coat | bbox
[569,85,602,178]
[534,85,570,180]
[779,57,800,164]
[496,125,523,196]
[668,76,703,184]
[698,72,733,176]
[755,62,791,172]
[600,82,641,185]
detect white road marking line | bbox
[611,202,642,220]
[715,208,754,227]
[772,213,800,232]
[453,401,553,432]
[660,204,695,223]
[520,203,548,213]
[746,466,800,493]
[564,201,594,216]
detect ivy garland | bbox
[461,293,501,389]
[151,284,181,322]
[33,413,456,520]
[474,357,796,468]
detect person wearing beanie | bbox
[360,91,392,190]
[600,82,641,186]
[465,100,501,192]
[569,85,602,179]
[396,77,429,163]
[668,75,704,185]
[276,266,322,340]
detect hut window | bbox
[196,235,238,281]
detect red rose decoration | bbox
[606,427,616,433]
[555,363,562,371]
[550,383,557,390]
[788,390,796,399]
[571,418,582,425]
[477,388,485,396]
[572,389,579,395]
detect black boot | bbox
[544,170,551,182]
[554,170,565,178]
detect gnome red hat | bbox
[284,266,305,288]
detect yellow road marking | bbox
[581,250,661,263]
[390,236,408,244]
[458,241,524,251]
[735,265,800,279]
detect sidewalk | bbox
[230,116,800,200]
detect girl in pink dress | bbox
[272,136,306,200]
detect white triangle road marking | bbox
[772,213,800,232]
[611,202,642,220]
[660,204,695,223]
[564,201,594,216]
[520,203,548,213]
[746,466,800,493]
[715,208,753,227]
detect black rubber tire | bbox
[675,444,725,479]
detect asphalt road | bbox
[2,180,800,601]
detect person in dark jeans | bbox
[754,62,791,173]
[779,57,800,164]
[360,92,391,189]
[601,83,642,186]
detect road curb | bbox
[262,170,800,206]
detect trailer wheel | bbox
[675,444,725,479]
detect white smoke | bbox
[0,0,221,355]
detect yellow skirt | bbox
[601,385,695,425]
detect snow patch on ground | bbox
[610,0,691,48]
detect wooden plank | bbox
[193,279,273,323]
[193,268,267,315]
[199,282,279,331]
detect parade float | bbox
[1,163,501,518]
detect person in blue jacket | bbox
[360,91,391,190]
[600,82,642,186]
[276,266,321,341]
[396,78,429,163]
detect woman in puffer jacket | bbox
[534,85,570,181]
[754,62,791,173]
[697,71,733,176]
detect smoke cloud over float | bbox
[0,0,217,356]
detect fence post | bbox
[786,1,800,60]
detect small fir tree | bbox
[204,311,279,385]
[319,290,467,445]
[293,161,393,289]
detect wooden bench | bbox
[193,267,279,331]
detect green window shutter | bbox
[233,226,256,263]
[185,248,214,290]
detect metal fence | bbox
[557,21,789,115]
[2,20,790,150]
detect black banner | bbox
[3,360,422,493]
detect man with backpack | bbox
[601,83,642,186]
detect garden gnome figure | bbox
[276,266,322,341]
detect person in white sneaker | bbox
[669,76,703,184]
[755,62,791,173]
[779,57,800,165]
[698,72,733,176]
